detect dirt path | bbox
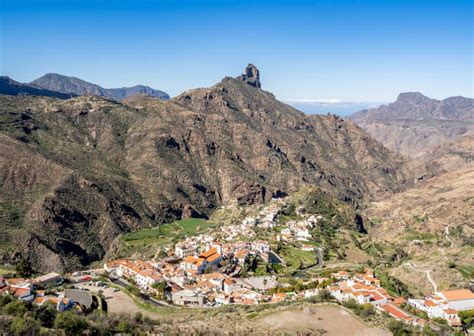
[444,224,454,247]
[403,262,438,292]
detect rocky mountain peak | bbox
[395,92,432,103]
[237,63,261,88]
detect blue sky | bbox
[1,0,472,103]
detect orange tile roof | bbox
[242,298,256,305]
[273,292,287,298]
[12,287,30,297]
[439,289,474,301]
[196,280,215,289]
[49,297,60,304]
[381,304,411,320]
[6,278,26,285]
[235,249,249,259]
[207,253,221,263]
[184,256,196,263]
[370,291,386,301]
[202,272,225,280]
[424,300,437,307]
[200,248,218,258]
[34,297,47,304]
[444,308,458,314]
[393,297,406,305]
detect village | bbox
[0,199,473,332]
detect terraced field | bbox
[114,218,217,259]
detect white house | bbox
[436,289,474,312]
[175,244,198,258]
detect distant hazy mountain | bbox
[0,76,76,99]
[31,73,170,101]
[351,92,474,121]
[350,92,474,163]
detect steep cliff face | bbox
[0,65,417,272]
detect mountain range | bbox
[350,92,474,168]
[0,76,76,100]
[0,73,169,101]
[0,64,417,272]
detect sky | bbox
[1,0,473,105]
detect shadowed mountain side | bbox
[0,76,76,99]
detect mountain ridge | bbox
[350,92,474,161]
[31,73,170,101]
[351,92,474,121]
[0,76,76,99]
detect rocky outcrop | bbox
[237,64,261,88]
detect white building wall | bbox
[448,299,474,311]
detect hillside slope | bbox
[0,65,417,272]
[364,164,473,291]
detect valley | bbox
[0,65,472,335]
[0,65,417,273]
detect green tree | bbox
[126,285,140,296]
[3,300,27,316]
[387,319,411,336]
[152,281,167,293]
[10,316,41,336]
[116,320,132,333]
[458,308,474,326]
[54,311,89,335]
[32,303,57,328]
[359,303,375,317]
[0,294,13,307]
[133,312,143,324]
[15,258,33,278]
[309,289,333,303]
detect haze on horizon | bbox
[1,0,472,104]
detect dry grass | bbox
[256,304,390,335]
